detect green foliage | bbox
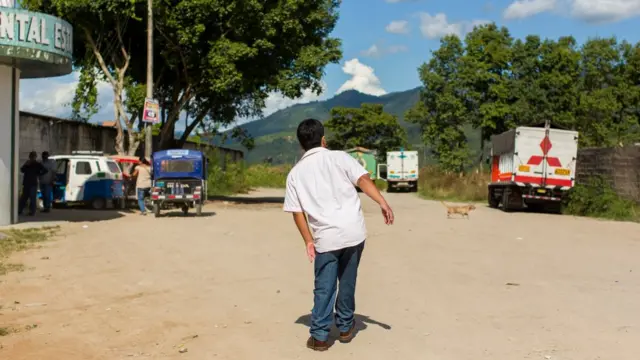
[325,103,407,160]
[244,165,290,189]
[205,151,289,196]
[406,35,471,172]
[564,176,639,221]
[407,23,640,174]
[24,0,343,151]
[417,166,489,202]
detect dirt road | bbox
[1,189,639,359]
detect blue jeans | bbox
[311,241,365,341]
[137,188,150,213]
[18,185,38,215]
[40,184,53,210]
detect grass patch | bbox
[375,179,387,191]
[563,176,639,222]
[417,166,489,203]
[245,164,290,189]
[0,227,59,276]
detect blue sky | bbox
[19,0,640,126]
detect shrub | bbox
[244,164,290,188]
[564,176,638,221]
[417,166,489,202]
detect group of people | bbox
[19,151,56,216]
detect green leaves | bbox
[406,35,470,173]
[325,103,407,161]
[409,23,640,172]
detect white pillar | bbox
[0,65,19,226]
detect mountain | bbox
[222,88,425,164]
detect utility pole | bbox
[144,0,154,158]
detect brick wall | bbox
[19,111,243,166]
[576,145,640,203]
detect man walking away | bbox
[19,151,47,216]
[39,151,56,213]
[283,119,394,351]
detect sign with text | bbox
[0,8,73,58]
[142,98,160,123]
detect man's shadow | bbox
[295,313,391,344]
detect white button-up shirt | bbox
[283,147,369,253]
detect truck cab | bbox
[378,149,419,192]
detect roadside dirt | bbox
[1,188,638,359]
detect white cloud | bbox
[504,0,557,19]
[262,83,327,117]
[361,43,408,58]
[386,20,410,34]
[418,12,490,39]
[336,58,386,96]
[571,0,640,23]
[501,0,640,22]
[19,72,112,120]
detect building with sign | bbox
[0,5,73,225]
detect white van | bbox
[47,151,126,209]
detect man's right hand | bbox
[380,202,394,225]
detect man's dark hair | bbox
[296,118,324,151]
[29,151,37,160]
[42,151,49,159]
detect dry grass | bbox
[0,227,59,276]
[417,166,489,203]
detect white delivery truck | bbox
[488,125,579,212]
[378,149,419,192]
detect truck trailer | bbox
[379,149,419,192]
[488,125,579,212]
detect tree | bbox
[134,0,342,149]
[458,24,514,153]
[21,0,147,156]
[406,35,470,173]
[24,0,342,152]
[325,103,407,160]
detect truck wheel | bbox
[182,205,189,215]
[411,182,418,193]
[501,188,512,212]
[91,197,106,210]
[196,202,203,216]
[153,203,160,217]
[387,184,395,193]
[488,187,499,208]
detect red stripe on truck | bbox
[513,175,572,187]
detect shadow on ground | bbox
[208,195,284,205]
[295,313,391,344]
[153,211,217,218]
[17,208,126,225]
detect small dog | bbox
[441,201,476,219]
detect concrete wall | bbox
[19,111,244,166]
[576,145,640,203]
[0,65,20,225]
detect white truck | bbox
[488,125,579,212]
[378,149,419,192]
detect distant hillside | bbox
[220,88,423,164]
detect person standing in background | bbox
[132,157,152,215]
[19,151,47,216]
[39,151,56,213]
